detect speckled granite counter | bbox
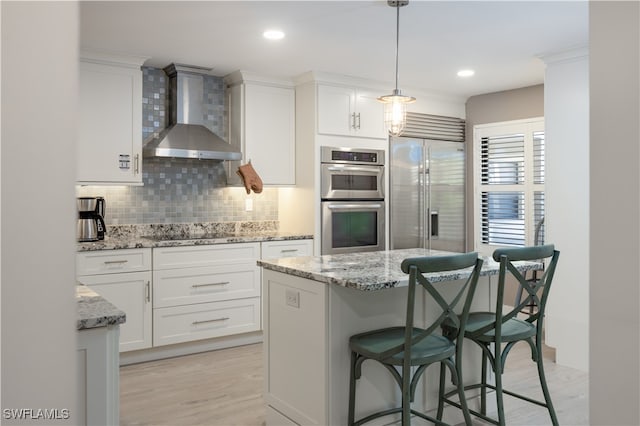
[257,248,542,291]
[76,285,126,330]
[77,221,313,252]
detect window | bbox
[474,118,545,252]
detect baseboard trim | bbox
[119,331,263,365]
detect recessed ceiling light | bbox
[457,69,475,78]
[263,30,285,40]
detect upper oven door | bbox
[320,164,384,200]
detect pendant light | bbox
[378,0,415,136]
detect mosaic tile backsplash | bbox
[77,66,279,225]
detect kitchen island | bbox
[257,248,541,426]
[77,285,126,426]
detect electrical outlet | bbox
[285,289,300,308]
[245,198,253,211]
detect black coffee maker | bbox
[77,197,106,242]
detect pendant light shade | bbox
[378,0,415,137]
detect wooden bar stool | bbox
[441,244,560,426]
[347,252,483,426]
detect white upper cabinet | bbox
[78,51,147,185]
[226,71,296,186]
[317,84,387,139]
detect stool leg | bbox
[348,351,357,426]
[455,351,473,426]
[402,362,411,426]
[481,350,487,415]
[536,341,559,426]
[494,351,506,426]
[436,362,446,421]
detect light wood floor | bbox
[120,342,588,426]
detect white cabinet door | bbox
[317,84,386,139]
[78,271,152,352]
[317,84,355,136]
[227,73,296,186]
[354,89,387,139]
[78,57,144,184]
[245,84,295,185]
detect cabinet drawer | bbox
[153,298,260,346]
[153,263,260,308]
[261,240,313,259]
[77,249,151,275]
[153,243,260,270]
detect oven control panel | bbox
[321,146,385,166]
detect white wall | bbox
[1,2,79,423]
[589,2,640,424]
[541,49,590,372]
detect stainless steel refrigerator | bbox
[389,137,466,252]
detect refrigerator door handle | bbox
[430,210,439,239]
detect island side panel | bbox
[328,284,414,426]
[263,269,329,425]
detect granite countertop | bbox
[257,248,543,291]
[78,231,314,251]
[76,285,126,330]
[77,222,313,252]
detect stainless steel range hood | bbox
[143,64,241,161]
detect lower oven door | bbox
[321,201,385,255]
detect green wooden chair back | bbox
[471,244,560,339]
[385,252,484,361]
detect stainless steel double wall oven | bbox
[320,146,385,255]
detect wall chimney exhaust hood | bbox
[143,64,242,161]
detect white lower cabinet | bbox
[152,242,262,347]
[77,249,152,352]
[77,240,313,358]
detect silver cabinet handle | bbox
[192,317,229,325]
[356,112,361,129]
[351,112,357,129]
[280,249,299,253]
[191,281,229,288]
[104,260,128,265]
[145,281,151,303]
[134,154,140,174]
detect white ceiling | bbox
[80,1,588,99]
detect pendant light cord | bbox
[394,3,400,92]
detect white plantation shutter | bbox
[474,118,545,251]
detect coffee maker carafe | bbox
[77,197,106,242]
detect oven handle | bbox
[326,166,382,173]
[327,203,383,209]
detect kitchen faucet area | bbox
[2,2,639,426]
